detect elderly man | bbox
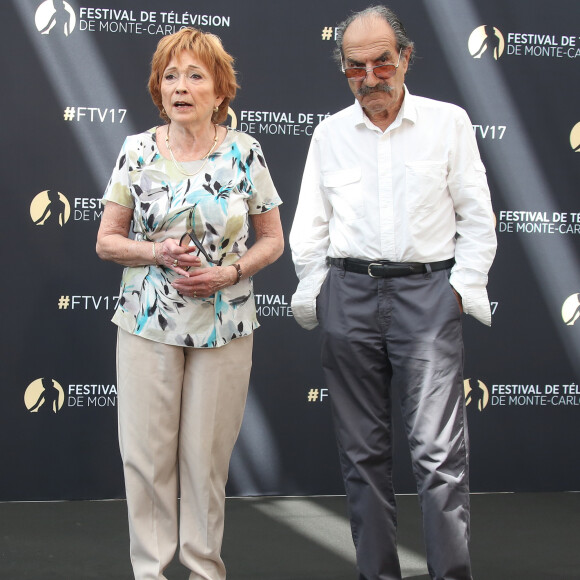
[290,5,496,580]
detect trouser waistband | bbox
[326,257,455,278]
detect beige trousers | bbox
[116,329,253,580]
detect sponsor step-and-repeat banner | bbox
[1,0,579,500]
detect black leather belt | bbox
[326,257,455,278]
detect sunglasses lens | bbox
[344,67,365,80]
[344,65,396,80]
[374,65,396,79]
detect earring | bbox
[213,106,219,113]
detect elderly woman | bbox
[96,28,283,580]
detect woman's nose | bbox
[175,74,187,91]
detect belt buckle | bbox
[367,262,384,278]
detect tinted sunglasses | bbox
[179,228,219,266]
[342,48,403,81]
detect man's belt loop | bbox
[326,256,347,277]
[424,263,432,279]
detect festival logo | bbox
[42,5,232,36]
[35,0,76,36]
[571,122,580,153]
[227,107,238,130]
[470,25,580,61]
[25,378,65,413]
[562,294,580,326]
[468,26,505,60]
[30,190,71,227]
[464,378,490,411]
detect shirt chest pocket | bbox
[322,167,364,222]
[405,160,448,213]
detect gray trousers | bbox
[317,264,472,580]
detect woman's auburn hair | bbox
[148,27,239,124]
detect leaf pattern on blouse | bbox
[103,127,282,348]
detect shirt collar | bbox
[352,85,416,132]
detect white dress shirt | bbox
[290,87,497,329]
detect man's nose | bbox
[362,68,381,86]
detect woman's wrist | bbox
[230,262,242,285]
[152,241,161,266]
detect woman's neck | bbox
[165,122,218,161]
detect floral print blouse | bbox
[102,126,282,348]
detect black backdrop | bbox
[1,0,579,501]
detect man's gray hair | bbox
[333,5,415,67]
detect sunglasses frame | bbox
[180,229,220,265]
[341,48,403,81]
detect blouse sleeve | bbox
[243,139,282,215]
[102,138,135,209]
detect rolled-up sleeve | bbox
[290,130,332,330]
[447,109,497,325]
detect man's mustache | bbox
[357,84,394,97]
